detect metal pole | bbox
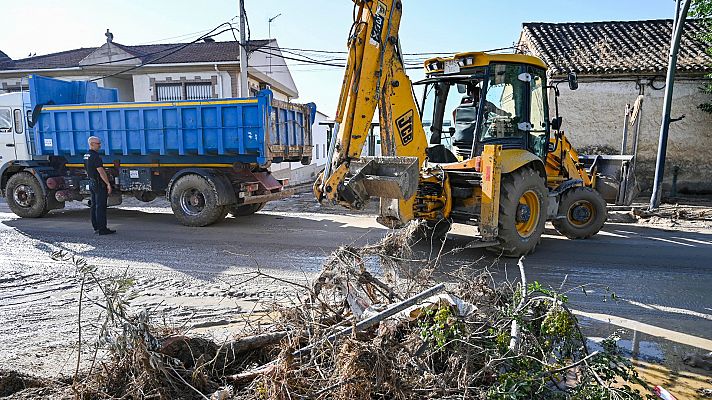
[621,103,631,155]
[268,13,281,74]
[238,0,249,97]
[649,0,691,210]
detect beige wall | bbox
[554,78,712,193]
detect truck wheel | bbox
[490,167,547,257]
[552,187,607,239]
[229,202,266,217]
[5,172,49,218]
[170,174,227,227]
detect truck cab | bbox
[0,92,32,166]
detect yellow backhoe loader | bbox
[314,0,609,257]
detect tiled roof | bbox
[518,19,712,76]
[0,40,271,71]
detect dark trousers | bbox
[89,180,108,231]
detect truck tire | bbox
[170,174,227,227]
[490,167,547,257]
[229,202,266,217]
[552,187,607,239]
[5,172,49,218]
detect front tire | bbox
[6,172,48,218]
[170,174,227,227]
[490,167,547,257]
[552,187,607,239]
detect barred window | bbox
[155,83,182,101]
[155,81,214,101]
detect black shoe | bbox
[97,229,116,235]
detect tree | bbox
[692,0,712,112]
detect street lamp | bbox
[268,13,282,74]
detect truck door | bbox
[0,107,17,164]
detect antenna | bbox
[268,13,282,74]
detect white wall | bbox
[555,78,712,192]
[102,76,134,102]
[132,71,232,102]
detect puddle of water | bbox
[580,317,712,399]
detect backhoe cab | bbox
[315,0,608,257]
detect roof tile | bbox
[1,40,271,71]
[518,19,712,75]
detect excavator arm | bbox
[314,0,429,225]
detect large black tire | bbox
[229,202,266,217]
[169,174,227,227]
[490,167,547,257]
[5,172,49,218]
[552,187,607,239]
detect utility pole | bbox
[268,13,282,74]
[649,0,691,210]
[238,0,249,97]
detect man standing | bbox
[84,136,116,235]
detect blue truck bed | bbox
[28,75,316,167]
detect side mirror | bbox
[457,84,466,94]
[568,72,579,91]
[551,116,563,130]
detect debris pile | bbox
[6,224,653,399]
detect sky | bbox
[1,0,681,117]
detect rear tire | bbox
[6,172,48,218]
[229,202,266,217]
[170,174,227,227]
[552,187,607,239]
[490,167,547,257]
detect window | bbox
[186,82,213,100]
[316,143,320,159]
[0,108,12,133]
[528,68,548,158]
[479,64,527,142]
[13,109,23,134]
[155,81,214,101]
[155,83,182,101]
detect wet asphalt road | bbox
[1,194,711,346]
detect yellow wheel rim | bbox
[567,200,595,227]
[515,190,540,238]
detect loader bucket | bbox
[347,156,420,201]
[579,155,639,206]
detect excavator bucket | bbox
[346,156,420,203]
[579,154,639,206]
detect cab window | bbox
[0,108,12,133]
[13,109,23,134]
[479,64,527,141]
[528,67,548,157]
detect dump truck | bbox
[315,0,635,257]
[0,75,315,226]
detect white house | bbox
[0,33,328,182]
[517,19,712,194]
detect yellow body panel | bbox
[545,134,594,188]
[424,52,547,74]
[500,149,543,174]
[480,145,502,240]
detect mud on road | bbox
[1,192,711,395]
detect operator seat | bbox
[452,99,477,159]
